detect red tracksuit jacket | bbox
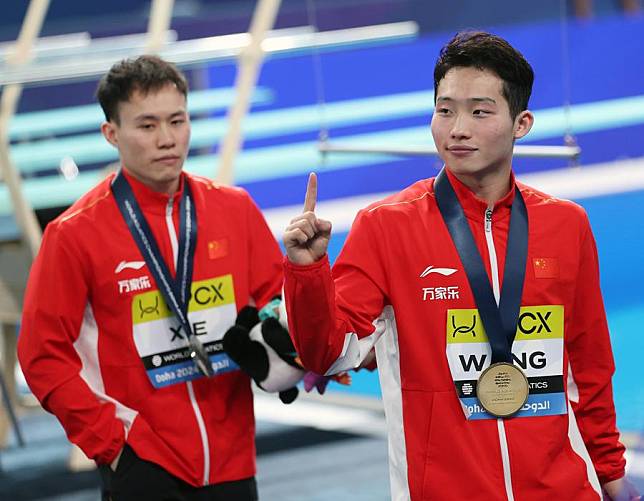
[284,168,625,500]
[18,170,283,487]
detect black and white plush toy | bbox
[222,298,305,404]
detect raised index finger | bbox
[303,172,317,213]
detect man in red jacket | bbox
[18,55,282,500]
[283,32,639,500]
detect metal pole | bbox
[146,0,175,53]
[215,0,282,185]
[0,0,51,451]
[0,0,50,258]
[0,364,24,447]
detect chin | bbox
[157,167,183,181]
[148,170,182,191]
[446,162,487,177]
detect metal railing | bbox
[0,21,418,88]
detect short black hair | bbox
[434,31,534,120]
[96,55,188,123]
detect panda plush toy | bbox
[222,298,305,404]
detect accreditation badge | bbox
[446,305,567,420]
[131,273,239,388]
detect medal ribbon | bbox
[434,168,529,363]
[111,171,214,376]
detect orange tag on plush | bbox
[533,257,559,278]
[332,372,352,386]
[208,239,228,260]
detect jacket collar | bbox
[444,167,515,224]
[117,168,186,216]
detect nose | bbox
[157,124,175,149]
[450,114,471,140]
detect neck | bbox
[450,166,512,205]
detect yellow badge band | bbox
[132,274,235,324]
[447,305,564,344]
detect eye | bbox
[171,119,186,126]
[436,107,452,115]
[473,109,491,116]
[139,123,154,130]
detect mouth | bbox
[154,155,181,164]
[447,145,478,157]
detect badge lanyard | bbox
[111,171,214,376]
[434,168,529,364]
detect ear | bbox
[101,121,119,148]
[513,110,534,140]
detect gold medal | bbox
[476,362,529,417]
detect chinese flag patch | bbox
[208,239,228,260]
[533,257,559,279]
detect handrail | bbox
[0,32,91,60]
[0,22,418,88]
[318,141,582,160]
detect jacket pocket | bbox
[420,391,504,501]
[399,388,436,500]
[113,443,136,478]
[421,391,447,501]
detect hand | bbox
[302,371,351,394]
[283,173,332,265]
[602,477,641,501]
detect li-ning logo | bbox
[420,265,458,278]
[115,260,146,274]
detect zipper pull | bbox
[485,208,492,232]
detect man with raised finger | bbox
[283,32,636,501]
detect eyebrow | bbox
[436,97,497,104]
[134,110,187,121]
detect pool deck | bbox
[0,391,642,500]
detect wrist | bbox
[284,253,329,270]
